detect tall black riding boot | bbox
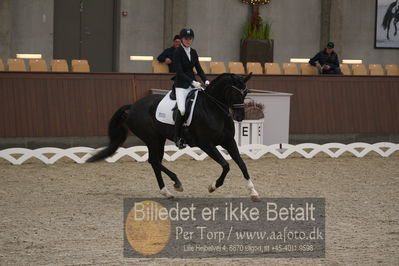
[174,112,186,149]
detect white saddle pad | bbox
[155,90,199,126]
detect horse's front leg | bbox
[221,139,260,201]
[198,144,230,193]
[394,18,398,36]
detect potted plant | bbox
[244,100,265,120]
[239,0,273,65]
[234,100,265,146]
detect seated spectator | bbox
[157,35,181,73]
[309,42,343,75]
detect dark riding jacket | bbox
[309,49,340,69]
[309,49,342,74]
[173,45,207,88]
[157,46,177,72]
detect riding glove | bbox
[205,80,210,86]
[191,80,201,88]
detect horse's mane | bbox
[206,73,237,94]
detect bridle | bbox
[229,85,248,109]
[201,83,247,116]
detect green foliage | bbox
[242,20,272,41]
[243,20,252,39]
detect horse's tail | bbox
[382,2,395,30]
[86,104,131,162]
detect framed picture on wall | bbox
[375,0,399,48]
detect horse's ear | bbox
[243,72,252,83]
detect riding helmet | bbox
[180,28,195,39]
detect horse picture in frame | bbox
[375,0,399,48]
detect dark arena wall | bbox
[1,72,399,146]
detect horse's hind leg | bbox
[157,164,183,191]
[149,164,174,198]
[156,142,183,191]
[147,142,174,198]
[148,140,183,198]
[222,139,260,201]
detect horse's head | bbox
[227,73,252,122]
[206,72,252,121]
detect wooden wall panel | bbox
[0,72,398,137]
[244,75,399,134]
[0,73,135,137]
[132,73,174,100]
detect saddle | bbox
[155,88,199,126]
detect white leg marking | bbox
[246,179,259,197]
[160,187,174,198]
[208,181,217,193]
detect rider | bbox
[157,34,181,72]
[173,27,210,149]
[309,42,342,75]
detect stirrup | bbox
[175,138,186,149]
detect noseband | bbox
[228,85,247,109]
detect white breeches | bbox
[175,87,195,116]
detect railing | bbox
[1,143,398,165]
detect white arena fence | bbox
[0,143,398,165]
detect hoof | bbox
[175,138,187,149]
[162,193,175,199]
[160,187,175,199]
[251,195,261,202]
[208,184,216,193]
[174,184,184,192]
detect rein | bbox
[200,89,230,117]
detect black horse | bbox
[87,73,260,201]
[382,1,399,40]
